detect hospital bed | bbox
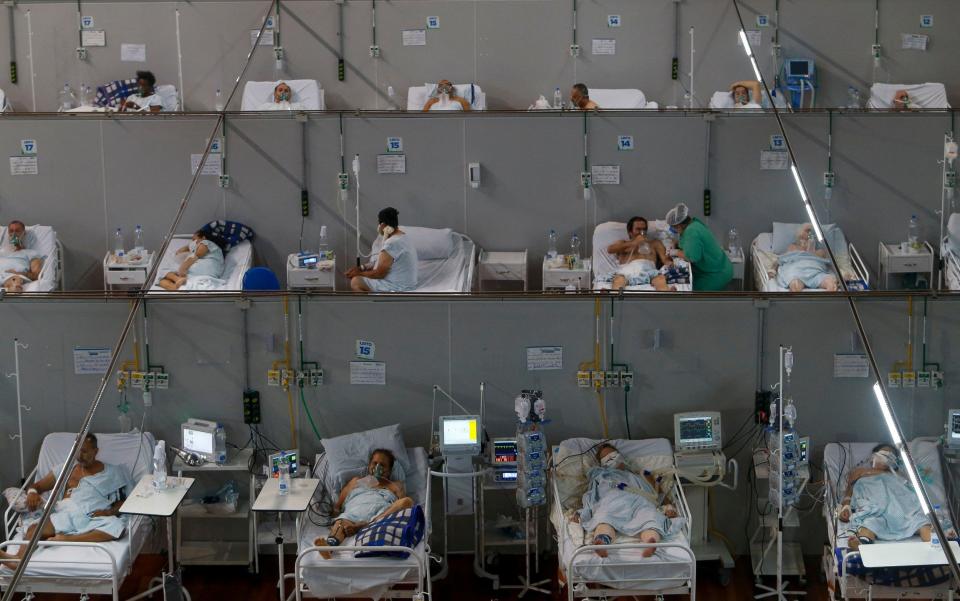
[67,83,180,113]
[551,437,696,601]
[822,439,955,600]
[943,239,960,290]
[708,89,787,110]
[406,83,486,111]
[370,226,476,292]
[293,447,432,599]
[147,234,253,293]
[591,221,692,292]
[868,83,950,110]
[0,88,10,112]
[0,224,64,292]
[589,89,659,110]
[1,431,156,601]
[751,223,869,291]
[241,79,325,111]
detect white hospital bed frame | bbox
[291,454,433,600]
[821,438,955,600]
[751,232,870,292]
[551,440,697,601]
[942,238,960,291]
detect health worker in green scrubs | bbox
[665,203,733,291]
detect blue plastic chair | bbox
[242,267,280,291]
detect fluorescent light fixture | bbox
[790,165,808,202]
[749,57,763,83]
[873,383,903,446]
[900,449,931,515]
[803,204,825,241]
[739,30,752,56]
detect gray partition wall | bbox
[2,0,960,111]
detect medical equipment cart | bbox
[542,257,591,291]
[676,449,738,585]
[103,251,155,290]
[878,241,935,290]
[174,448,256,571]
[479,249,529,292]
[750,449,809,586]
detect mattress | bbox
[552,438,694,591]
[241,80,324,110]
[148,235,253,292]
[406,84,486,111]
[752,232,856,292]
[298,448,428,598]
[868,83,950,110]
[591,221,691,291]
[589,89,657,110]
[0,225,60,292]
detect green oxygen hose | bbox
[300,385,322,441]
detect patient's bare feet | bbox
[641,532,659,557]
[314,537,333,560]
[592,535,610,558]
[662,504,679,518]
[0,550,19,569]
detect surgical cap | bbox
[665,203,690,227]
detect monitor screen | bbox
[678,417,714,444]
[789,60,809,76]
[443,417,478,446]
[493,439,518,463]
[951,412,960,439]
[183,428,214,455]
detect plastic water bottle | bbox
[847,86,862,109]
[114,228,125,259]
[727,227,740,256]
[547,229,558,259]
[908,215,921,252]
[133,225,144,254]
[153,440,168,489]
[79,83,92,107]
[569,233,581,265]
[318,225,329,260]
[214,88,224,111]
[278,452,290,496]
[553,88,563,109]
[58,83,76,111]
[387,85,396,108]
[215,424,227,465]
[932,505,942,549]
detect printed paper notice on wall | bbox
[250,29,275,47]
[834,354,869,378]
[81,30,106,47]
[355,339,376,360]
[350,361,386,385]
[402,29,427,46]
[737,30,762,48]
[591,165,621,185]
[901,33,928,51]
[527,346,562,371]
[10,156,38,176]
[377,154,406,174]
[190,153,222,176]
[760,150,788,170]
[120,43,146,62]
[74,347,112,375]
[592,39,616,55]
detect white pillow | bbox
[401,226,455,260]
[321,424,410,494]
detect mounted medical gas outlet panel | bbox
[871,44,882,60]
[77,47,88,61]
[604,371,621,388]
[576,371,592,388]
[580,171,592,189]
[295,371,306,387]
[369,45,381,58]
[887,372,902,388]
[591,370,604,389]
[280,369,294,388]
[620,371,634,389]
[933,371,945,389]
[267,369,281,386]
[945,169,957,190]
[823,172,835,188]
[918,371,932,388]
[218,174,230,188]
[131,371,146,389]
[155,373,169,389]
[570,44,581,57]
[309,368,324,386]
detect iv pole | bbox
[6,339,30,483]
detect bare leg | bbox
[591,523,616,557]
[847,526,877,550]
[788,279,805,292]
[314,519,358,559]
[651,274,676,292]
[639,529,662,557]
[350,276,371,292]
[919,524,932,542]
[157,272,183,291]
[821,275,838,292]
[0,521,54,568]
[611,275,627,291]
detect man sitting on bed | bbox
[776,223,838,291]
[604,217,674,291]
[0,220,45,293]
[573,444,681,558]
[0,434,132,568]
[346,207,418,293]
[314,449,414,559]
[838,444,953,550]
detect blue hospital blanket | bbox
[95,79,138,108]
[578,466,679,538]
[776,251,833,289]
[340,484,397,524]
[23,463,132,539]
[848,472,929,541]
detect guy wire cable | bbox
[731,0,960,585]
[0,2,278,597]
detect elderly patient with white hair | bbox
[0,220,46,293]
[776,223,838,291]
[573,443,683,557]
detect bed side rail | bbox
[567,542,696,598]
[3,465,40,540]
[848,242,871,287]
[293,545,426,601]
[0,539,122,601]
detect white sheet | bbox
[588,88,658,110]
[751,232,857,292]
[148,235,253,293]
[1,431,155,580]
[868,83,950,110]
[406,83,486,111]
[0,224,60,292]
[299,448,428,599]
[943,240,960,290]
[371,229,475,292]
[155,85,180,112]
[591,221,691,291]
[0,88,8,112]
[241,80,324,111]
[552,437,693,591]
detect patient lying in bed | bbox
[603,217,674,291]
[573,444,681,558]
[0,220,46,293]
[158,230,225,291]
[776,223,838,291]
[314,449,414,559]
[1,434,132,568]
[839,444,952,550]
[257,81,307,111]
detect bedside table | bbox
[542,257,591,291]
[479,249,528,291]
[103,251,154,290]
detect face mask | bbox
[438,84,453,96]
[278,91,291,102]
[872,449,898,470]
[600,451,622,469]
[9,234,22,247]
[668,226,678,235]
[372,463,386,479]
[189,240,198,252]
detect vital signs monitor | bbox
[674,412,722,451]
[440,415,481,455]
